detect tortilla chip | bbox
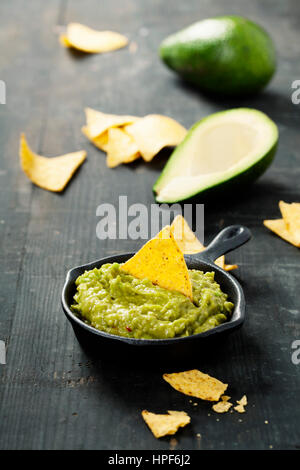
[121,226,193,300]
[171,215,204,254]
[19,133,86,192]
[81,125,109,152]
[106,127,140,168]
[125,114,187,161]
[163,369,228,401]
[214,255,225,269]
[170,215,238,271]
[263,219,300,248]
[212,401,233,413]
[60,23,128,53]
[237,395,247,407]
[85,108,138,139]
[141,410,190,439]
[279,201,300,244]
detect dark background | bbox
[0,0,299,450]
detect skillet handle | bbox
[199,225,251,263]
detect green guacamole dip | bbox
[71,263,234,339]
[72,263,234,339]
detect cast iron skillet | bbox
[61,225,251,363]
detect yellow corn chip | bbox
[170,215,204,254]
[263,219,300,248]
[279,201,300,244]
[19,134,86,192]
[163,369,228,401]
[125,114,187,161]
[212,401,233,413]
[106,127,140,168]
[141,410,190,438]
[81,125,109,152]
[121,226,193,300]
[60,23,128,53]
[84,108,138,139]
[170,215,237,271]
[214,255,225,269]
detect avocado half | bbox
[153,108,278,203]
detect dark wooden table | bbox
[0,0,299,450]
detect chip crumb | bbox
[234,404,245,413]
[169,437,178,450]
[237,395,247,406]
[212,400,233,413]
[265,420,269,424]
[196,433,201,438]
[221,395,231,402]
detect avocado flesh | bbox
[154,108,278,203]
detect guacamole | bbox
[71,263,234,339]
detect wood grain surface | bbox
[0,0,299,450]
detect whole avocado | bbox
[159,16,276,95]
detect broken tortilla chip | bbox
[163,369,228,401]
[212,400,233,413]
[142,410,190,439]
[106,127,140,168]
[19,133,86,192]
[142,410,191,438]
[121,226,193,300]
[84,108,138,139]
[170,215,238,271]
[125,114,187,161]
[60,23,128,54]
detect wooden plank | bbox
[0,0,299,450]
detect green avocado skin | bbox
[159,16,276,95]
